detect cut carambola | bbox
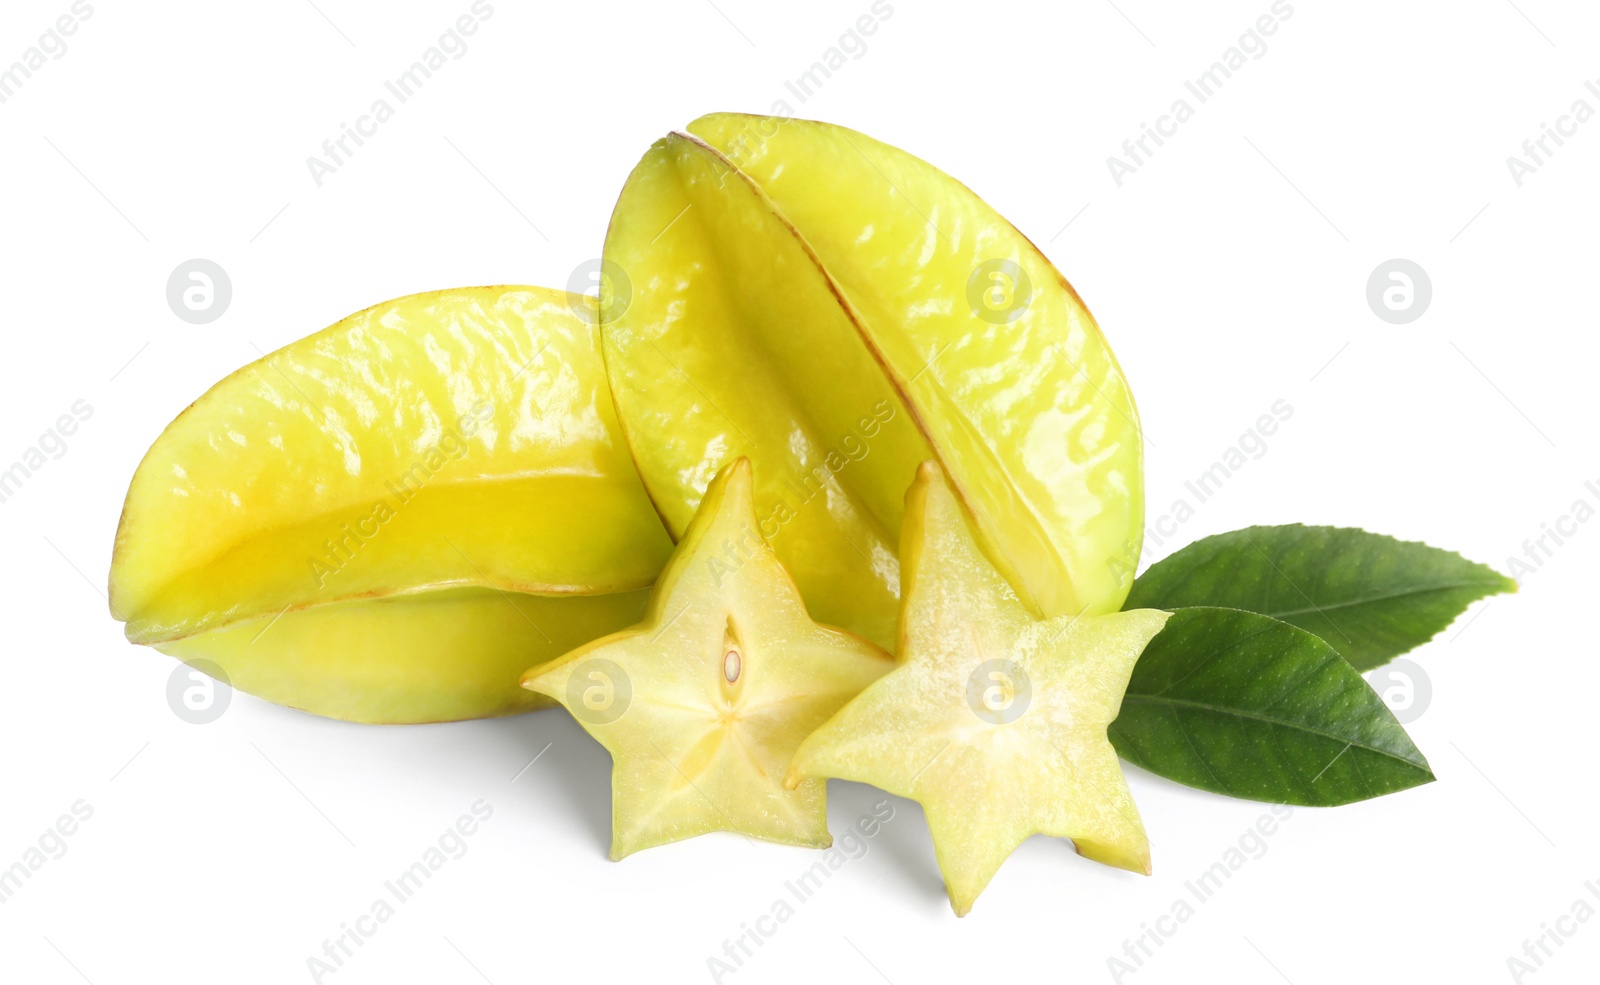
[523,458,893,857]
[790,462,1169,916]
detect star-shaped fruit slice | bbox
[788,462,1171,915]
[522,458,894,859]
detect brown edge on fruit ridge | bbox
[109,285,654,627]
[598,126,973,576]
[671,124,1056,615]
[695,113,1142,442]
[675,130,938,465]
[599,132,909,555]
[131,574,653,646]
[698,112,1149,606]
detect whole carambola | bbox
[110,286,673,723]
[602,113,1146,650]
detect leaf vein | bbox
[1120,694,1427,771]
[1257,582,1506,620]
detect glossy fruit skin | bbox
[602,115,1144,651]
[111,286,674,724]
[163,587,651,724]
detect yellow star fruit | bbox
[789,462,1171,915]
[522,458,894,858]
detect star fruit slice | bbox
[601,113,1145,652]
[788,462,1171,916]
[110,286,674,724]
[521,458,893,859]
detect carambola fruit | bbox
[522,458,893,858]
[110,286,674,723]
[601,113,1145,651]
[789,462,1170,915]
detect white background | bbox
[2,0,1596,982]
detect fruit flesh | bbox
[522,458,893,858]
[111,286,674,723]
[789,462,1170,915]
[603,115,1143,652]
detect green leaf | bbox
[1109,607,1434,806]
[1124,524,1516,671]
